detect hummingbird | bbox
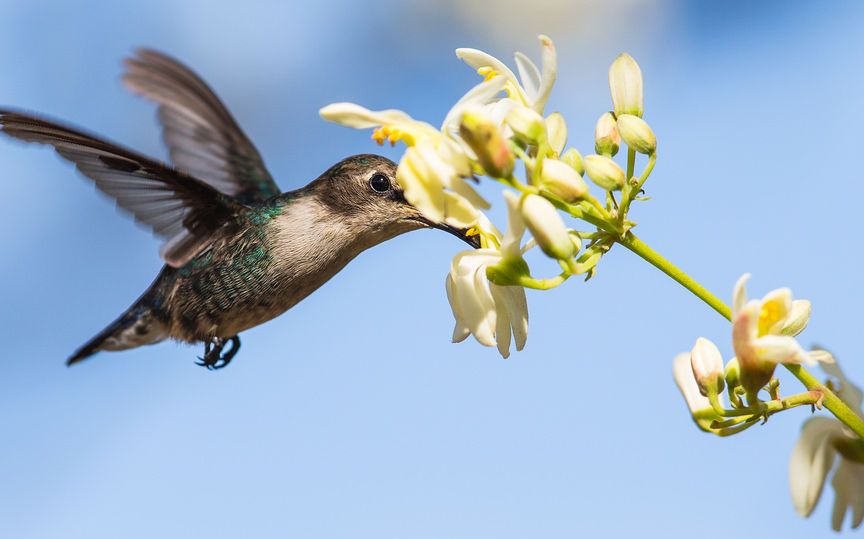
[0,49,478,369]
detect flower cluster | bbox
[321,33,864,533]
[673,275,864,529]
[673,274,831,435]
[322,36,657,358]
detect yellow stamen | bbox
[371,126,415,147]
[371,127,388,146]
[477,66,498,82]
[758,301,784,335]
[465,226,500,250]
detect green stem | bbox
[626,148,636,181]
[617,232,864,440]
[619,233,730,319]
[518,273,569,290]
[618,152,656,224]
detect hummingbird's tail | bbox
[67,302,167,366]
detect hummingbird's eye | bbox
[369,173,391,193]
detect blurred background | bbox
[1,0,861,537]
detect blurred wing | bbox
[0,110,247,268]
[123,48,280,204]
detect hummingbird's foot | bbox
[195,336,241,370]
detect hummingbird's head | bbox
[310,154,480,248]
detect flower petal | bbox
[759,287,793,335]
[513,51,541,100]
[831,458,864,530]
[319,102,413,128]
[780,299,811,337]
[822,358,864,412]
[442,192,481,229]
[441,76,508,134]
[448,252,500,347]
[732,300,761,368]
[532,35,557,113]
[673,352,710,413]
[501,190,526,259]
[751,334,812,365]
[445,274,470,343]
[493,283,528,352]
[789,416,842,517]
[468,258,498,346]
[397,147,446,222]
[690,337,724,394]
[807,349,836,365]
[489,284,513,358]
[732,273,751,319]
[455,47,523,98]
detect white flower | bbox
[456,34,557,114]
[445,191,528,358]
[320,76,506,227]
[789,357,864,531]
[731,274,831,394]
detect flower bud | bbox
[594,112,620,157]
[608,53,643,117]
[616,114,656,155]
[561,148,584,175]
[505,107,546,145]
[519,194,575,260]
[583,154,625,191]
[545,112,567,155]
[724,357,741,390]
[690,337,725,397]
[459,110,514,178]
[779,299,811,337]
[540,158,588,202]
[568,230,582,253]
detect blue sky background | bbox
[1,0,862,537]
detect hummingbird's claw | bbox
[195,335,241,370]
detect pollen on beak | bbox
[418,216,480,248]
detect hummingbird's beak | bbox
[420,217,481,248]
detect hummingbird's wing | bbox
[0,110,248,268]
[122,49,281,205]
